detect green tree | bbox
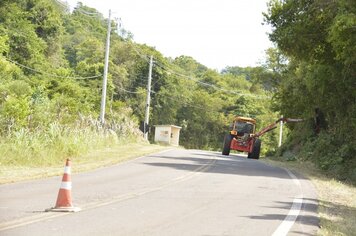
[264,0,356,180]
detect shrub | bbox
[0,114,143,167]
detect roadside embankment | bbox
[0,143,170,184]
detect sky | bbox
[65,0,273,71]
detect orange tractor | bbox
[222,116,302,159]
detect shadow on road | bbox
[245,198,319,226]
[145,150,355,236]
[145,151,305,180]
[144,150,323,234]
[244,197,356,236]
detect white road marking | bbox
[0,152,216,232]
[272,169,304,236]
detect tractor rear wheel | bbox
[222,134,232,156]
[248,139,261,159]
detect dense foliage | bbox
[0,0,282,165]
[264,0,356,182]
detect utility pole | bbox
[144,55,153,140]
[99,9,112,125]
[278,115,283,147]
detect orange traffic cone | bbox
[46,159,81,212]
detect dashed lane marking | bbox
[0,152,216,232]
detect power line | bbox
[75,8,100,16]
[116,86,146,94]
[54,0,102,19]
[154,61,270,99]
[151,75,165,87]
[53,0,68,9]
[129,45,271,99]
[129,75,152,82]
[151,91,217,112]
[114,84,146,117]
[3,57,102,80]
[117,20,268,99]
[158,95,215,112]
[129,43,152,62]
[55,1,268,100]
[74,8,101,18]
[54,0,100,16]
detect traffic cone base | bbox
[45,206,81,212]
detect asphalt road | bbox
[0,149,319,236]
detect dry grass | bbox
[263,158,356,236]
[0,143,170,184]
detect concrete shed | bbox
[154,125,182,146]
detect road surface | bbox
[0,149,319,235]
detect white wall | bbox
[154,126,171,144]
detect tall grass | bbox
[0,116,143,167]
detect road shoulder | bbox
[263,158,356,235]
[0,143,171,184]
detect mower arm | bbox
[252,117,303,138]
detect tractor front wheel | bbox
[222,134,232,156]
[248,139,261,159]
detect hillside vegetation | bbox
[0,0,278,167]
[264,0,356,183]
[1,0,354,184]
